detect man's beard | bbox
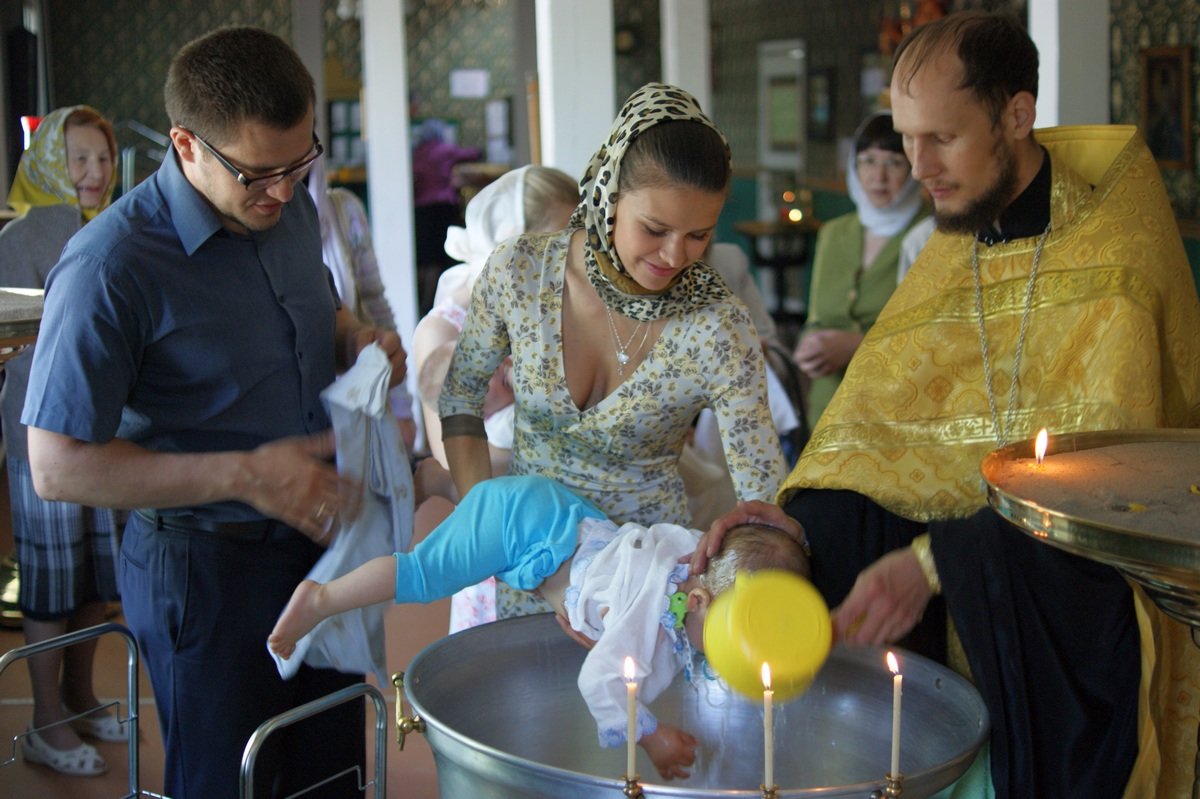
[933,136,1018,235]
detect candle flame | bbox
[886,651,899,675]
[761,662,772,690]
[1035,428,1048,464]
[624,655,635,682]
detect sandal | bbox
[21,728,108,777]
[65,704,130,742]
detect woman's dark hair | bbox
[619,120,731,195]
[164,26,315,144]
[855,113,903,154]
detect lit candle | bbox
[1035,428,1049,465]
[762,662,775,788]
[887,651,902,778]
[624,656,637,778]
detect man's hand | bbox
[352,326,407,386]
[236,430,357,543]
[687,500,804,575]
[833,547,932,645]
[640,724,698,780]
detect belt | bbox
[134,508,299,542]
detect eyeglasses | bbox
[189,129,323,191]
[855,153,909,172]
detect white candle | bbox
[624,656,637,778]
[762,661,774,788]
[887,651,902,778]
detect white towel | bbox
[271,343,414,686]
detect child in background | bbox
[269,474,808,780]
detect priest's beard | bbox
[934,135,1018,235]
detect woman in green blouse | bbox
[793,112,928,423]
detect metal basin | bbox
[403,614,988,798]
[982,428,1200,631]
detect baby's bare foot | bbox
[269,580,325,658]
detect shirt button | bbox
[277,294,286,303]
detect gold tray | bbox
[981,428,1200,627]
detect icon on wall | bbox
[1140,46,1192,170]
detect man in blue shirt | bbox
[22,26,405,798]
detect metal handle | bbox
[392,671,425,750]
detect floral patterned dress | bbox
[440,228,786,619]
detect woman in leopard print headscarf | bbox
[438,82,786,617]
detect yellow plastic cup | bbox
[703,569,832,701]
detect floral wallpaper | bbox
[402,1,517,149]
[1109,0,1199,218]
[709,0,891,179]
[46,0,291,135]
[35,0,1200,216]
[614,0,662,109]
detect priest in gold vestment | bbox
[696,12,1200,799]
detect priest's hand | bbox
[833,547,932,645]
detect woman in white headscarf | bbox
[792,111,927,424]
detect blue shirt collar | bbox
[158,148,226,256]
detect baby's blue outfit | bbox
[393,474,607,602]
[394,473,699,748]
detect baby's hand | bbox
[640,724,698,780]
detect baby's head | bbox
[680,523,810,651]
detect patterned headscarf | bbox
[568,83,731,322]
[7,105,117,221]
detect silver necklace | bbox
[973,223,1051,448]
[605,305,650,377]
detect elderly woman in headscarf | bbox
[437,83,787,623]
[4,105,116,284]
[792,111,928,424]
[0,105,125,777]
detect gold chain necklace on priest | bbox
[973,223,1051,448]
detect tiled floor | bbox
[0,477,452,799]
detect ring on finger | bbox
[313,501,329,522]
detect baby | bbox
[269,474,809,780]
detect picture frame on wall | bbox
[1140,46,1192,170]
[808,68,835,142]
